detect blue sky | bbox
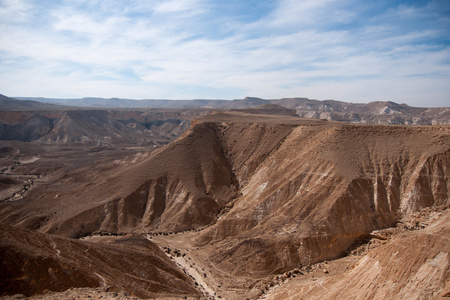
[0,0,449,107]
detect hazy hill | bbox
[14,95,450,125]
[231,103,297,116]
[15,96,231,109]
[0,94,59,110]
[279,97,450,125]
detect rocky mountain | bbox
[280,97,450,125]
[0,110,448,298]
[0,113,54,142]
[0,94,211,145]
[0,108,196,146]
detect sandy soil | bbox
[148,230,265,299]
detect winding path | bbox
[144,234,217,300]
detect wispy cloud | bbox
[0,0,449,106]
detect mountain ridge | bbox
[11,94,450,125]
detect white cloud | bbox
[0,0,32,22]
[153,0,204,13]
[267,0,338,27]
[0,0,449,106]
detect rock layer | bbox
[263,209,450,300]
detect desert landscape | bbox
[0,95,449,299]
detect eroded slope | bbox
[263,208,450,300]
[193,115,449,277]
[0,223,200,298]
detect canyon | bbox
[0,95,449,299]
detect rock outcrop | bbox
[196,116,449,276]
[264,208,450,300]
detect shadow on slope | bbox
[0,223,199,298]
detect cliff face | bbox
[1,112,449,278]
[263,209,450,300]
[194,118,449,276]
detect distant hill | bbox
[15,96,232,109]
[231,103,297,116]
[0,113,53,142]
[0,94,59,110]
[14,95,449,125]
[0,109,192,145]
[276,97,450,125]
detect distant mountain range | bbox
[0,94,193,144]
[0,94,60,110]
[3,94,449,125]
[14,96,233,109]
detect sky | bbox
[0,0,449,107]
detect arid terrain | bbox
[0,95,449,299]
[15,95,450,125]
